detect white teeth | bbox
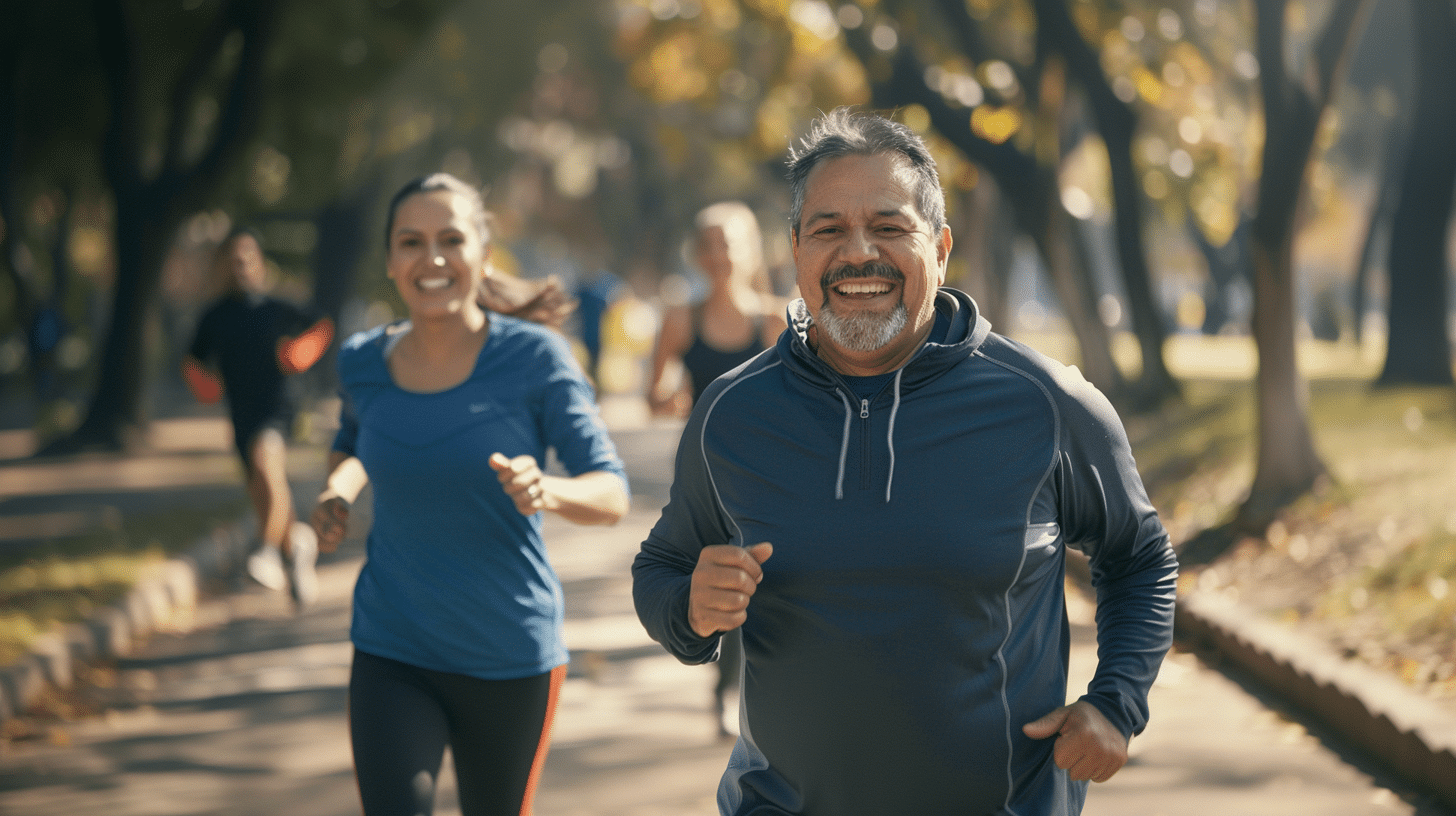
[418,277,452,290]
[835,282,891,295]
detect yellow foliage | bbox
[899,104,931,134]
[488,244,524,279]
[1071,1,1101,43]
[1142,168,1170,200]
[823,53,871,105]
[970,105,1022,145]
[1190,168,1241,247]
[1133,66,1164,107]
[641,33,711,103]
[437,21,465,62]
[655,123,690,170]
[742,0,790,21]
[1059,134,1111,215]
[1168,41,1214,86]
[701,0,743,30]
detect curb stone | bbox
[0,516,255,729]
[1175,590,1456,811]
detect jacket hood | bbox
[780,287,991,391]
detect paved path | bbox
[0,418,1448,815]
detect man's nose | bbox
[840,226,880,264]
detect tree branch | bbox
[178,0,280,209]
[160,1,240,179]
[90,0,140,193]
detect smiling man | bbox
[633,108,1178,816]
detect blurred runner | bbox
[184,227,332,608]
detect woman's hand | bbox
[311,494,351,553]
[490,452,547,515]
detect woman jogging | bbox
[310,172,629,816]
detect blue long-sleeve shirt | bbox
[334,316,627,680]
[632,289,1177,815]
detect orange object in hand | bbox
[277,316,335,375]
[182,357,224,404]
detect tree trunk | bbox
[49,0,276,453]
[303,177,381,399]
[1189,218,1252,335]
[1377,0,1456,386]
[1034,0,1176,408]
[1239,0,1370,526]
[1041,199,1125,394]
[947,179,1013,332]
[0,5,31,334]
[1244,237,1324,523]
[65,189,178,449]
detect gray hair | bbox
[786,107,945,238]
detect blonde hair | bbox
[694,201,770,294]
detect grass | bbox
[0,497,247,666]
[1120,372,1456,700]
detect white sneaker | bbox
[246,545,288,592]
[286,521,319,608]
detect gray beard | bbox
[815,298,908,353]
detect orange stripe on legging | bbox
[518,662,567,816]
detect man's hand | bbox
[1022,700,1129,783]
[688,543,773,638]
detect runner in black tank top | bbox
[647,202,790,738]
[681,306,767,404]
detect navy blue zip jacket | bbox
[632,288,1178,815]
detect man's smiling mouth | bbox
[823,262,902,297]
[833,280,893,296]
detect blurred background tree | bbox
[1,0,1451,526]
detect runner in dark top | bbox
[680,307,766,404]
[184,227,334,607]
[646,201,788,737]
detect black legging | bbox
[348,649,565,816]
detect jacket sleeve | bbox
[1053,371,1179,739]
[632,403,734,665]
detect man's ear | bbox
[936,225,953,285]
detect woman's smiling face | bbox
[386,189,491,320]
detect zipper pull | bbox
[860,398,869,419]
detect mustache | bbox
[821,261,904,289]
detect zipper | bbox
[859,398,871,490]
